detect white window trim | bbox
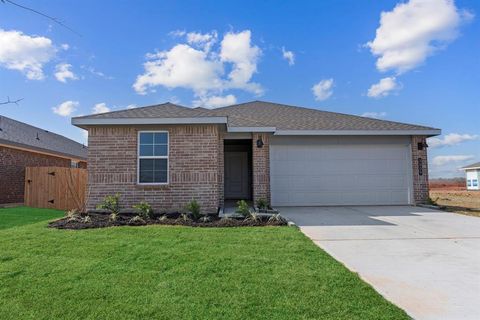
[137,130,169,185]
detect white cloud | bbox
[312,78,334,101]
[133,30,263,104]
[133,44,223,95]
[428,133,479,148]
[361,111,387,119]
[126,104,137,109]
[366,0,473,74]
[367,77,401,98]
[282,47,295,66]
[83,66,113,79]
[54,63,78,83]
[220,30,262,95]
[193,94,237,108]
[52,100,78,117]
[61,44,69,50]
[0,29,57,80]
[92,103,110,114]
[186,31,217,52]
[432,155,475,166]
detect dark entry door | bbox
[225,152,249,199]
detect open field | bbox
[430,189,480,217]
[0,207,408,320]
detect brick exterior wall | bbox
[218,131,225,207]
[86,125,220,213]
[411,136,430,204]
[252,133,271,205]
[0,146,78,204]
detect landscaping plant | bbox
[96,193,121,214]
[256,198,268,210]
[186,199,201,220]
[236,200,250,217]
[268,213,286,224]
[133,201,153,219]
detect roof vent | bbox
[36,132,40,140]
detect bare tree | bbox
[1,0,81,36]
[0,97,23,105]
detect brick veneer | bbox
[411,135,430,204]
[0,146,82,204]
[252,133,271,204]
[86,125,220,213]
[218,131,225,207]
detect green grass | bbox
[0,207,408,320]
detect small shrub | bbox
[133,201,153,219]
[96,193,120,214]
[256,198,268,210]
[178,213,191,222]
[109,213,118,222]
[65,209,78,218]
[186,199,201,220]
[129,215,146,224]
[200,215,212,223]
[245,211,260,222]
[82,216,91,223]
[236,200,250,217]
[158,215,168,222]
[268,213,286,223]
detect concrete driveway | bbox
[281,206,480,320]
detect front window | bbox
[473,180,478,187]
[467,180,472,187]
[138,131,168,184]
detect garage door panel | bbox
[270,142,411,206]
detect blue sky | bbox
[0,0,478,178]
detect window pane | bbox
[140,145,154,156]
[140,159,154,170]
[154,159,167,171]
[139,170,154,183]
[154,145,168,156]
[154,170,168,183]
[140,132,154,144]
[154,132,168,144]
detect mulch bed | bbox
[48,211,287,230]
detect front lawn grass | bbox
[0,207,408,319]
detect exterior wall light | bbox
[256,137,264,148]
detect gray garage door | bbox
[270,136,412,206]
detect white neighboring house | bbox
[462,162,480,191]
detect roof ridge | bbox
[72,102,190,119]
[219,100,438,130]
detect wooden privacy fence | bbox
[25,167,87,211]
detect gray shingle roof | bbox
[73,103,215,119]
[72,100,439,132]
[0,116,87,160]
[463,162,480,170]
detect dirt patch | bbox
[429,189,480,217]
[48,212,287,230]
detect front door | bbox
[225,152,249,199]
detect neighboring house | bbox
[0,116,87,204]
[72,101,440,213]
[462,162,480,191]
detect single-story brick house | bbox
[72,101,440,213]
[0,116,87,205]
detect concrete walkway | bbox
[281,206,480,320]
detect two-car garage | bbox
[269,136,413,206]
